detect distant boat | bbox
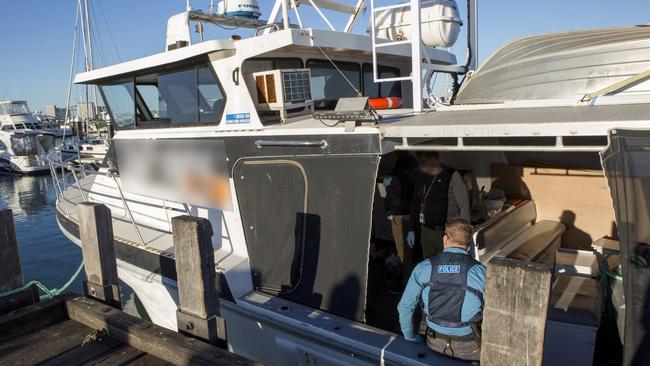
[0,101,55,175]
[60,137,109,162]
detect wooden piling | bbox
[0,208,38,313]
[0,208,23,293]
[172,215,226,346]
[480,257,552,366]
[77,202,120,309]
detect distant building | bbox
[77,102,96,120]
[44,104,67,120]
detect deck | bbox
[0,295,247,366]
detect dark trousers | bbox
[426,329,481,361]
[420,225,444,259]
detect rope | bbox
[599,251,623,281]
[0,262,85,300]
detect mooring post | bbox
[0,208,39,313]
[480,257,552,366]
[172,215,226,346]
[78,202,121,309]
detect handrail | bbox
[255,139,328,149]
[47,153,146,247]
[110,174,146,247]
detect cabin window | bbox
[10,136,37,156]
[242,58,303,74]
[307,59,361,110]
[362,64,402,98]
[99,80,135,128]
[99,63,225,129]
[133,65,225,127]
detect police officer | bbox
[406,151,470,259]
[397,218,485,361]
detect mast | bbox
[83,0,99,122]
[63,2,80,135]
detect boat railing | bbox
[47,152,147,247]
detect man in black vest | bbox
[406,151,470,259]
[398,218,486,361]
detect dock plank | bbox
[80,344,145,366]
[125,353,174,366]
[0,297,68,342]
[0,319,92,365]
[39,336,123,366]
[65,296,262,366]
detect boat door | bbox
[600,129,650,365]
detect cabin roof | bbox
[379,103,650,140]
[74,40,235,84]
[74,28,458,85]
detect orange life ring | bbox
[368,97,403,110]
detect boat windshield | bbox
[11,135,38,156]
[98,62,225,129]
[0,102,30,116]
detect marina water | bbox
[0,174,84,294]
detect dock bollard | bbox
[172,215,227,347]
[77,202,121,309]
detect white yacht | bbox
[0,101,55,174]
[61,138,109,162]
[51,1,650,364]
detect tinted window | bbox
[198,67,225,124]
[136,65,224,127]
[100,63,225,129]
[307,60,360,110]
[242,58,303,74]
[362,64,402,98]
[100,80,135,128]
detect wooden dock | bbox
[0,206,261,366]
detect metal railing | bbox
[47,151,147,247]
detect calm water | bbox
[0,174,84,294]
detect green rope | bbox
[599,252,623,281]
[0,262,85,300]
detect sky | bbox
[0,0,648,112]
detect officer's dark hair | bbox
[415,151,439,160]
[445,218,473,247]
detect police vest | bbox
[422,168,453,227]
[425,251,484,328]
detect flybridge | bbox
[167,0,478,112]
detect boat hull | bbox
[56,206,459,366]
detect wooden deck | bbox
[0,206,259,366]
[0,294,258,366]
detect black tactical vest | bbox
[422,168,453,227]
[425,251,484,328]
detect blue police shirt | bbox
[397,247,486,338]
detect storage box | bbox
[543,275,600,366]
[555,248,598,278]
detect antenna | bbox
[186,0,192,11]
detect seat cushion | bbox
[506,220,567,263]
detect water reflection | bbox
[0,174,84,293]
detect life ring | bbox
[368,97,403,110]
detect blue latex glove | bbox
[405,334,424,343]
[406,231,415,249]
[383,176,393,187]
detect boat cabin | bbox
[57,2,650,365]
